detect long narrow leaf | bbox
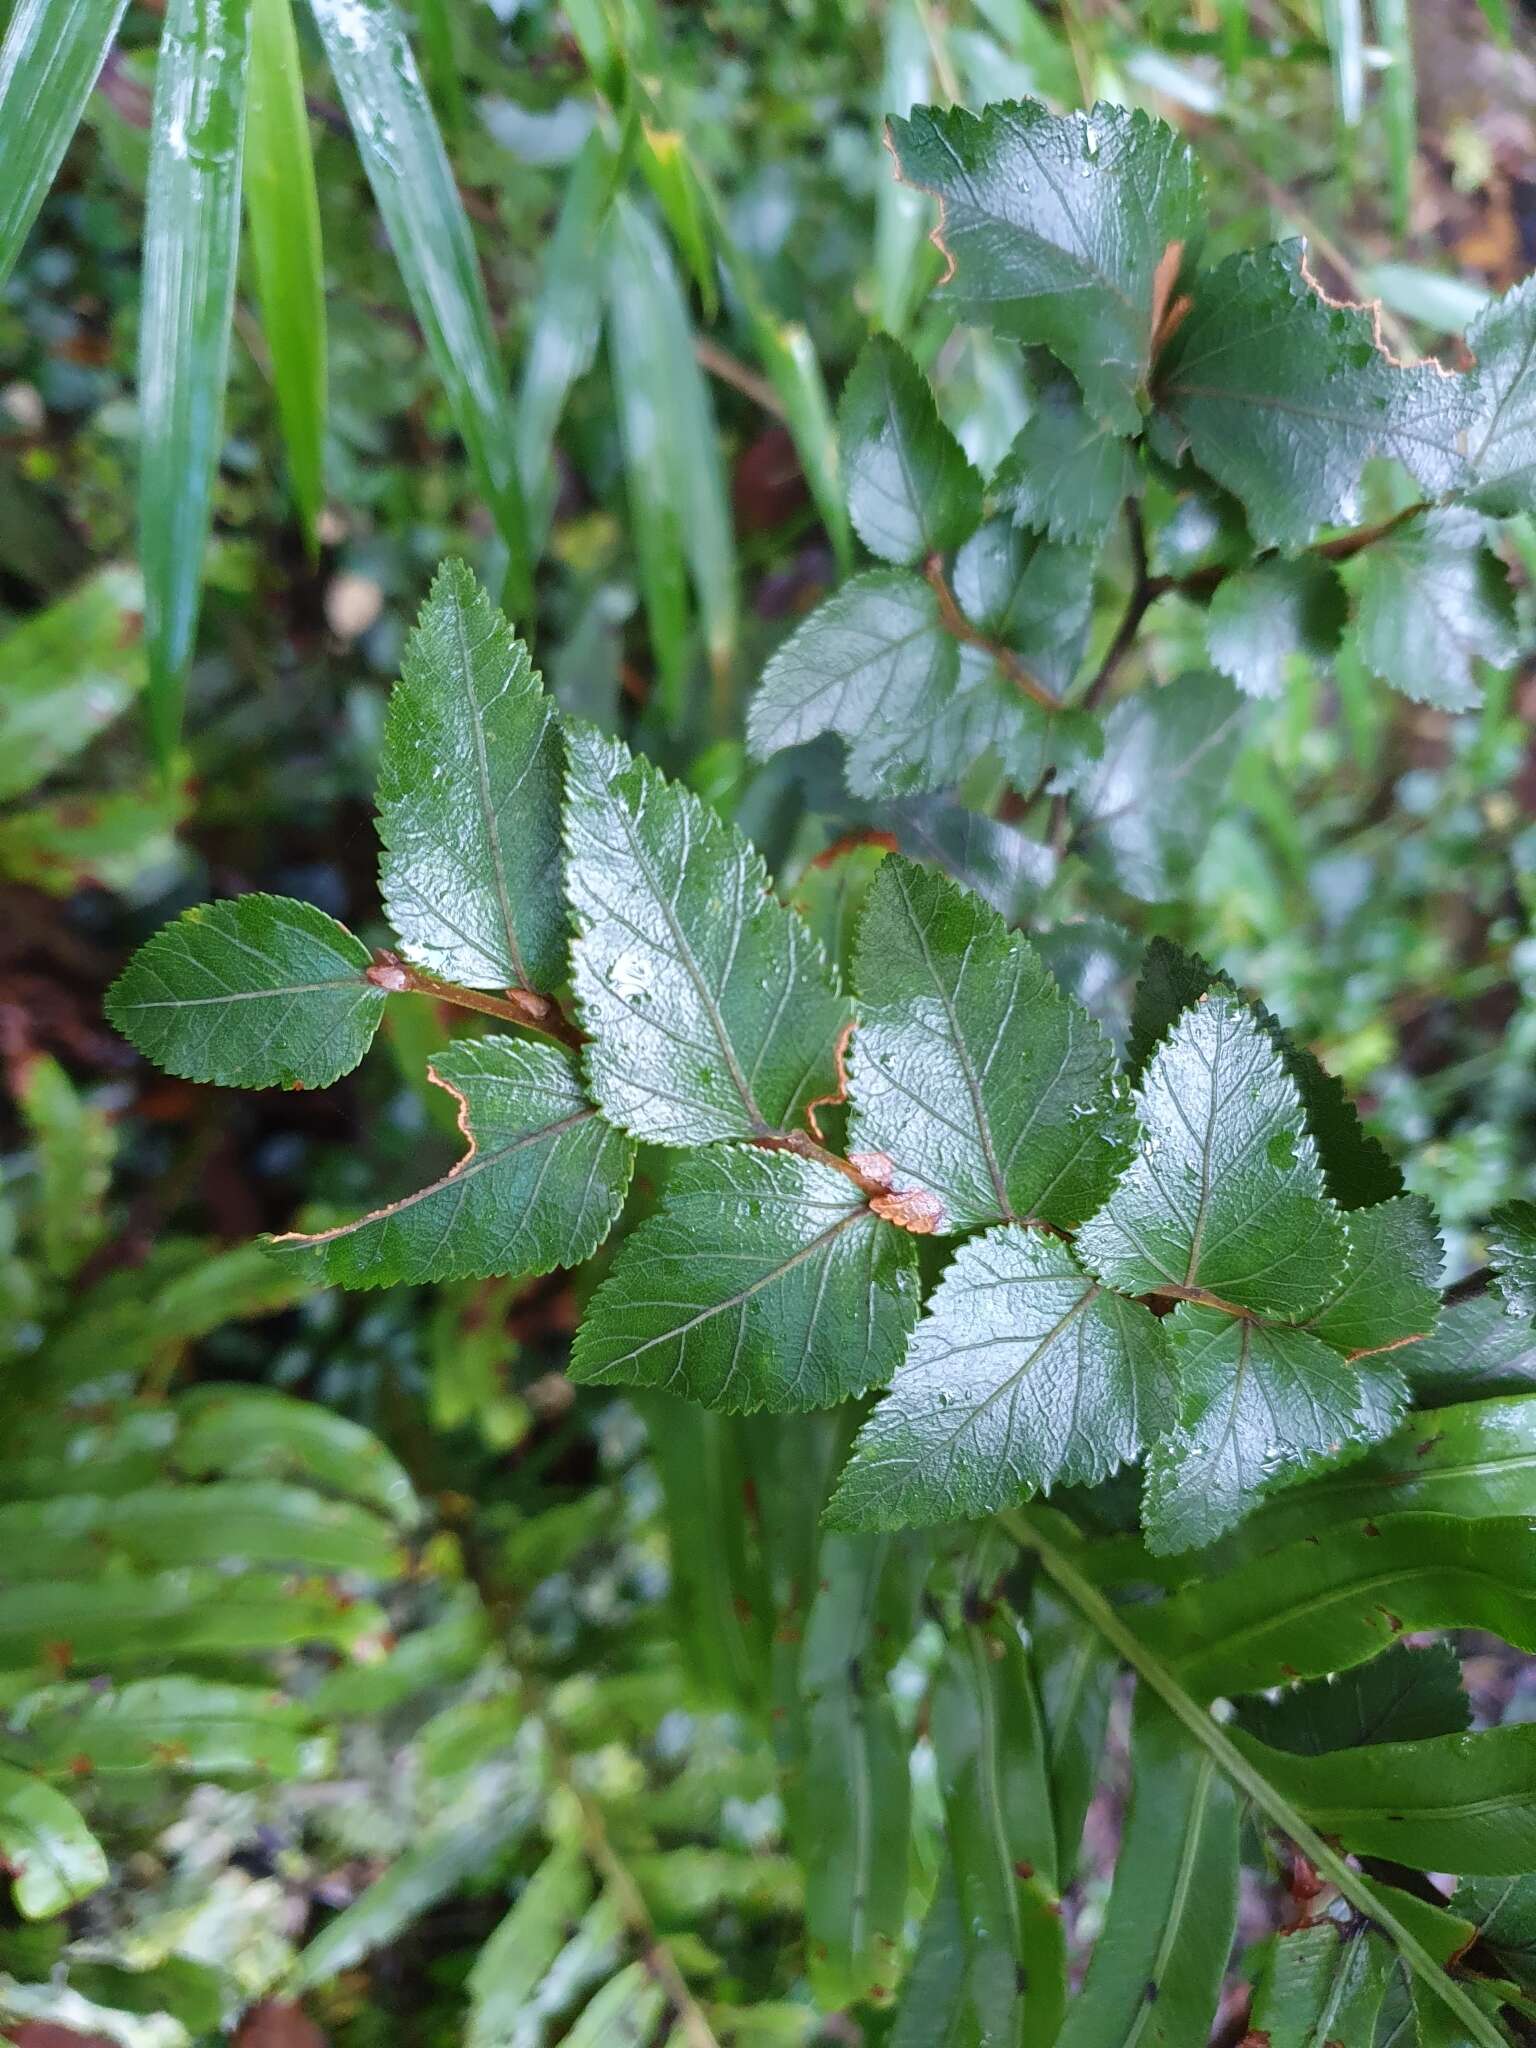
[874,0,935,338]
[139,0,252,765]
[245,0,327,548]
[0,0,132,288]
[605,193,737,731]
[306,0,531,612]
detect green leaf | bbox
[1206,555,1347,699]
[17,1053,113,1281]
[0,1761,108,1920]
[0,1480,402,1577]
[563,1964,667,2048]
[1490,1200,1536,1321]
[516,131,613,538]
[1302,1194,1442,1355]
[1063,670,1245,901]
[930,1602,1067,2044]
[1140,1513,1536,1700]
[0,1571,383,1669]
[1143,1305,1406,1554]
[992,371,1138,546]
[0,576,144,801]
[1403,1301,1536,1404]
[0,0,133,288]
[873,0,936,337]
[245,0,326,546]
[1032,1585,1118,1885]
[1078,991,1348,1316]
[138,0,251,763]
[1152,240,1469,547]
[847,858,1133,1233]
[172,1385,419,1526]
[570,1148,918,1413]
[1346,507,1517,712]
[468,1845,594,2046]
[1055,1689,1238,2048]
[890,1863,967,2048]
[0,779,185,897]
[307,0,530,606]
[605,193,737,724]
[1126,937,1403,1209]
[11,1677,325,1780]
[1456,1875,1536,1990]
[890,99,1205,433]
[1463,275,1536,517]
[829,1226,1172,1529]
[1241,1642,1471,1755]
[106,894,385,1089]
[951,517,1095,699]
[270,1036,632,1287]
[1234,1722,1536,1875]
[376,561,565,993]
[838,335,982,567]
[749,571,960,796]
[1247,1921,1393,2047]
[564,724,851,1144]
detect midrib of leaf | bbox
[898,878,1011,1218]
[456,603,528,992]
[272,1107,594,1247]
[931,1287,1099,1484]
[594,1207,869,1385]
[999,1507,1509,2048]
[1122,1751,1219,2048]
[1180,1002,1227,1285]
[619,791,768,1133]
[122,977,367,1009]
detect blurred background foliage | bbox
[6,0,1536,2041]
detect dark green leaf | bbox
[468,1846,594,2046]
[1235,1722,1536,1874]
[1303,1194,1442,1355]
[838,335,982,566]
[172,1384,421,1525]
[0,1571,384,1669]
[0,0,133,288]
[847,857,1134,1233]
[749,570,958,795]
[1456,1876,1536,1991]
[829,1226,1172,1529]
[1078,991,1348,1316]
[1063,671,1245,901]
[890,99,1205,432]
[1032,1584,1118,1885]
[0,566,147,802]
[376,560,564,994]
[1206,555,1347,699]
[1126,937,1403,1209]
[1152,240,1469,547]
[269,1036,632,1287]
[1140,1513,1536,1699]
[570,1147,918,1413]
[1489,1201,1536,1321]
[1346,507,1517,712]
[245,0,327,546]
[890,1863,968,2048]
[1403,1301,1536,1404]
[1246,1921,1392,2047]
[308,0,530,604]
[0,1761,108,1919]
[930,1603,1066,2043]
[1241,1643,1470,1756]
[1143,1305,1405,1554]
[992,372,1138,545]
[564,724,852,1143]
[106,894,385,1089]
[952,517,1095,699]
[139,0,251,762]
[1055,1689,1238,2048]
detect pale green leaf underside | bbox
[570,1147,919,1413]
[106,894,384,1090]
[376,559,565,993]
[564,723,851,1144]
[1078,992,1348,1317]
[829,1225,1173,1529]
[268,1036,633,1288]
[848,857,1133,1232]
